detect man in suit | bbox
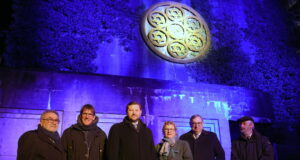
[180,114,225,160]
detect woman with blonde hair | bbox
[156,121,193,160]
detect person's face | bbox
[40,112,59,132]
[190,116,203,134]
[81,109,96,126]
[239,120,254,136]
[163,124,176,139]
[127,104,142,122]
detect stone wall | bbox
[0,68,274,159]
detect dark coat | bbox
[231,130,274,160]
[180,130,225,160]
[155,139,193,160]
[107,116,157,160]
[17,125,65,160]
[61,124,107,160]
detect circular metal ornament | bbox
[148,28,169,47]
[167,40,188,59]
[141,1,211,63]
[147,11,168,27]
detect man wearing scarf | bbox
[17,110,65,160]
[231,116,274,160]
[107,101,157,160]
[62,104,107,160]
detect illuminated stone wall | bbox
[0,68,273,159]
[0,0,299,159]
[2,0,299,125]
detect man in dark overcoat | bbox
[180,114,225,160]
[61,104,107,160]
[17,110,65,160]
[107,101,157,160]
[231,116,274,160]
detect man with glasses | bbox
[180,114,225,160]
[107,101,157,160]
[17,110,65,160]
[62,104,107,160]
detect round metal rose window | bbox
[141,1,211,63]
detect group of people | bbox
[17,101,274,160]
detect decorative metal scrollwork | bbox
[141,1,211,63]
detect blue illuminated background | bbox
[0,0,299,159]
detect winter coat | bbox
[107,116,157,160]
[156,139,193,160]
[231,130,274,160]
[61,117,107,160]
[17,125,65,160]
[180,130,225,160]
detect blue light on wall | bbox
[1,0,300,159]
[0,68,272,159]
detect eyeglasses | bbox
[164,128,175,131]
[191,122,202,125]
[43,118,60,123]
[82,113,94,116]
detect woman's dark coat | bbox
[17,125,65,160]
[107,116,157,160]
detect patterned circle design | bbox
[185,34,204,52]
[185,16,202,33]
[165,6,184,21]
[141,1,211,63]
[148,11,167,27]
[167,40,188,59]
[148,28,168,47]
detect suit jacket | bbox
[180,130,225,160]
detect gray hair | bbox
[40,110,59,121]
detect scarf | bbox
[159,137,176,157]
[38,124,60,144]
[76,114,99,131]
[74,115,99,159]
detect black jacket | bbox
[61,118,107,160]
[17,125,66,160]
[231,130,274,160]
[107,116,157,160]
[180,130,225,160]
